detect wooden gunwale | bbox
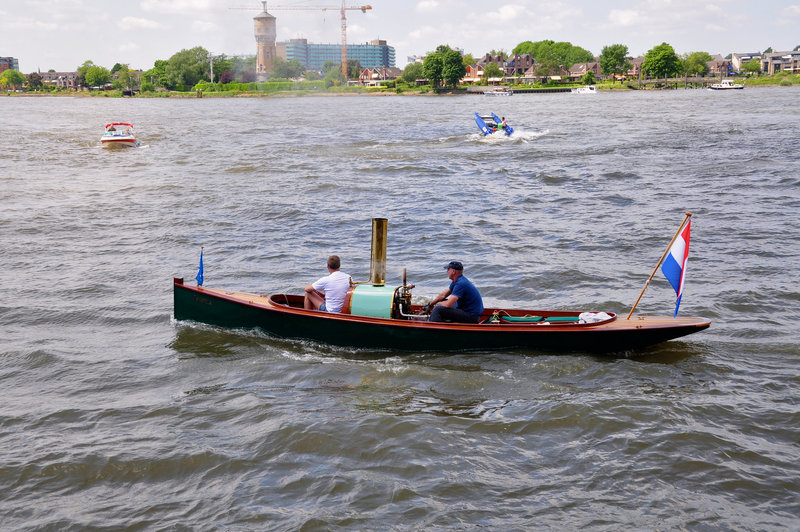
[181,282,709,333]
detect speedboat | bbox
[101,122,140,148]
[571,85,597,94]
[708,79,745,90]
[173,219,711,354]
[475,113,514,136]
[484,87,512,96]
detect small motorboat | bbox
[571,85,597,94]
[708,79,745,90]
[101,122,140,148]
[173,219,711,355]
[484,87,512,96]
[475,112,514,136]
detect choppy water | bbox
[1,88,799,530]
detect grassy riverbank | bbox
[4,72,797,98]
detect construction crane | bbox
[233,1,372,79]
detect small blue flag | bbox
[195,247,204,286]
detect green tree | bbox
[462,53,476,67]
[111,63,123,75]
[794,45,800,51]
[76,60,96,88]
[271,57,306,79]
[347,59,362,79]
[212,56,233,83]
[0,69,26,89]
[322,61,340,75]
[85,65,112,87]
[441,48,466,88]
[401,62,423,84]
[26,71,43,90]
[599,44,631,82]
[422,52,444,88]
[642,42,680,78]
[681,51,713,76]
[164,46,208,90]
[142,59,168,88]
[225,56,255,82]
[488,49,508,59]
[513,40,593,70]
[483,62,503,80]
[763,47,773,54]
[114,65,139,91]
[581,71,595,85]
[323,67,345,88]
[742,58,761,74]
[512,41,536,55]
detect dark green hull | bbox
[173,279,711,354]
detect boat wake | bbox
[473,129,549,143]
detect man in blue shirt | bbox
[428,261,484,323]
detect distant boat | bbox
[571,86,597,94]
[475,113,513,136]
[708,79,745,90]
[101,122,140,148]
[484,87,512,96]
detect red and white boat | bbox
[100,122,140,148]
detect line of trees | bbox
[6,41,799,94]
[4,45,367,93]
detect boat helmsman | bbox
[428,261,484,323]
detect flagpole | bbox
[626,212,692,319]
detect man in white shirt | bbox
[304,255,351,313]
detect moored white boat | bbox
[571,85,597,94]
[101,122,140,148]
[708,79,745,90]
[484,87,512,96]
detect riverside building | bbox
[276,39,395,70]
[1,57,20,73]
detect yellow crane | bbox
[234,1,373,79]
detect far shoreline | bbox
[2,79,797,99]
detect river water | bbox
[1,88,798,530]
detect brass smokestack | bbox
[369,218,387,286]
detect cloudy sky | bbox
[2,0,798,73]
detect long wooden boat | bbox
[172,279,710,354]
[174,219,710,354]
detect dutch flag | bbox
[661,220,691,316]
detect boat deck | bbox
[192,287,710,331]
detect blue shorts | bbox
[319,302,327,311]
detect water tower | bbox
[254,2,277,80]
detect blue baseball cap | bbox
[444,261,463,270]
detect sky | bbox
[2,0,799,73]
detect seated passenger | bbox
[304,255,351,313]
[428,261,484,323]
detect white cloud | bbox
[409,25,439,40]
[608,9,643,27]
[780,5,800,17]
[4,14,57,31]
[192,20,217,32]
[119,42,139,52]
[416,1,440,12]
[484,4,526,23]
[118,16,163,30]
[141,0,212,14]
